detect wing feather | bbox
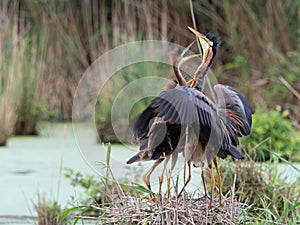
[129,84,248,164]
[214,84,255,136]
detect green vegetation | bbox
[34,194,66,225]
[241,106,300,162]
[63,144,144,211]
[221,153,300,224]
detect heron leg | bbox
[177,161,191,198]
[142,158,164,197]
[193,169,209,203]
[167,150,178,198]
[166,170,171,199]
[183,159,187,186]
[213,158,223,206]
[157,154,170,199]
[201,170,209,198]
[209,164,215,209]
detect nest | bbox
[76,193,248,224]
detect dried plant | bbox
[0,2,23,145]
[0,0,299,140]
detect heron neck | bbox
[192,61,210,90]
[172,64,186,86]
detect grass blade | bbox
[272,152,300,173]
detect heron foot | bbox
[141,193,161,203]
[208,198,224,209]
[193,194,210,203]
[208,203,215,210]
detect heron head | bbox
[188,27,220,62]
[187,27,220,89]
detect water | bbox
[0,123,299,223]
[0,123,189,220]
[0,123,95,219]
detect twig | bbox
[230,173,237,225]
[279,76,300,100]
[189,0,201,53]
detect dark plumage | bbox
[127,28,255,208]
[128,83,254,164]
[204,32,220,67]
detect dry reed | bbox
[0,2,23,145]
[0,0,299,140]
[76,194,247,224]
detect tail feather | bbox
[126,153,141,164]
[229,146,244,159]
[217,145,244,159]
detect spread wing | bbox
[128,86,228,163]
[151,86,216,127]
[214,84,255,137]
[132,86,219,141]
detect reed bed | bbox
[60,144,299,224]
[0,3,23,145]
[68,156,299,224]
[70,141,249,224]
[0,0,299,143]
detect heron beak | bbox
[180,40,195,57]
[178,53,201,69]
[188,26,213,47]
[178,40,202,71]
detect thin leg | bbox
[178,125,197,198]
[183,159,187,186]
[167,151,178,198]
[157,155,170,199]
[201,170,208,198]
[177,161,191,198]
[213,158,223,206]
[193,169,209,203]
[142,158,164,193]
[166,170,171,199]
[209,164,215,209]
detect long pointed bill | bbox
[175,41,201,86]
[178,53,201,69]
[188,26,213,47]
[188,27,212,86]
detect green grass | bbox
[34,194,66,225]
[221,151,300,224]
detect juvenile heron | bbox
[127,42,200,199]
[127,27,255,208]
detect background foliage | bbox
[0,0,299,160]
[242,106,300,162]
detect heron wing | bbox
[151,86,216,127]
[130,86,218,161]
[214,84,255,136]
